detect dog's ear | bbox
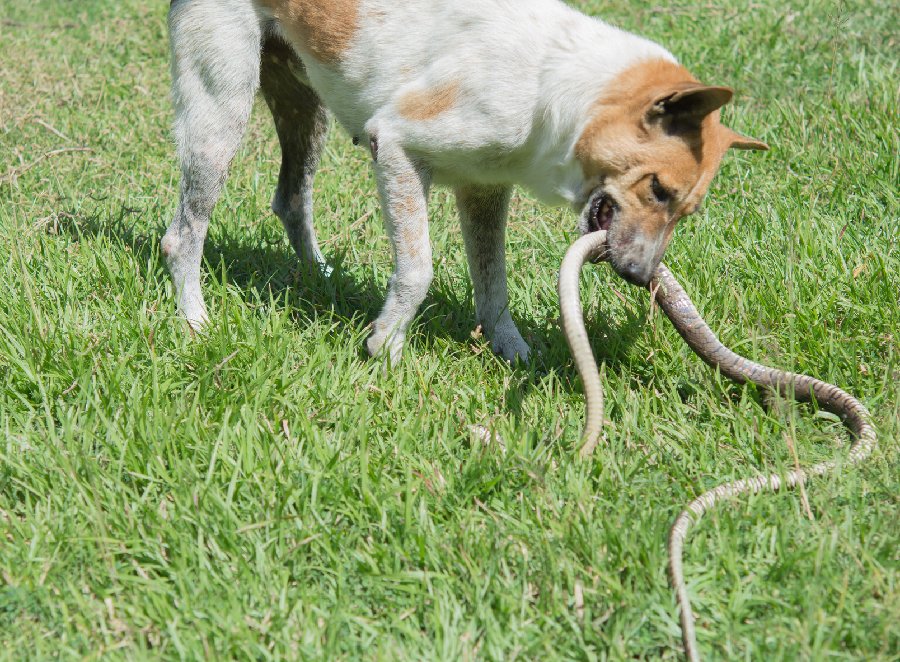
[647,85,733,128]
[722,127,769,151]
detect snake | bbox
[557,230,877,661]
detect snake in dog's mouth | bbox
[558,229,877,662]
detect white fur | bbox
[284,0,674,203]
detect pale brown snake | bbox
[558,230,877,661]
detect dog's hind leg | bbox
[455,184,530,363]
[259,37,330,273]
[162,0,262,329]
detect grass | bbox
[0,0,897,659]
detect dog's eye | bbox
[650,175,672,204]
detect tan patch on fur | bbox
[576,60,698,167]
[260,0,358,64]
[398,81,461,121]
[399,224,421,259]
[388,170,427,260]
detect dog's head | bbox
[575,60,767,286]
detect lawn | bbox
[0,0,897,659]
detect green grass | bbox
[1,0,897,659]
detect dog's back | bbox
[254,0,670,193]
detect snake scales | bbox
[558,230,877,661]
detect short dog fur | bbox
[164,0,766,363]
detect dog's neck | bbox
[524,17,676,206]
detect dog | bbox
[163,0,766,364]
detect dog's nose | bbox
[619,261,651,287]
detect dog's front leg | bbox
[365,134,433,364]
[456,184,530,363]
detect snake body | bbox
[558,230,877,661]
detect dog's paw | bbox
[296,253,333,279]
[178,293,209,334]
[491,325,530,364]
[306,250,333,278]
[185,313,208,333]
[365,328,404,366]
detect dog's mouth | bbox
[587,193,617,233]
[583,192,617,262]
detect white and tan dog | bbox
[163,0,766,363]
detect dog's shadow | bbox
[501,294,649,422]
[60,202,647,412]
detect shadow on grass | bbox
[57,200,648,412]
[502,297,649,421]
